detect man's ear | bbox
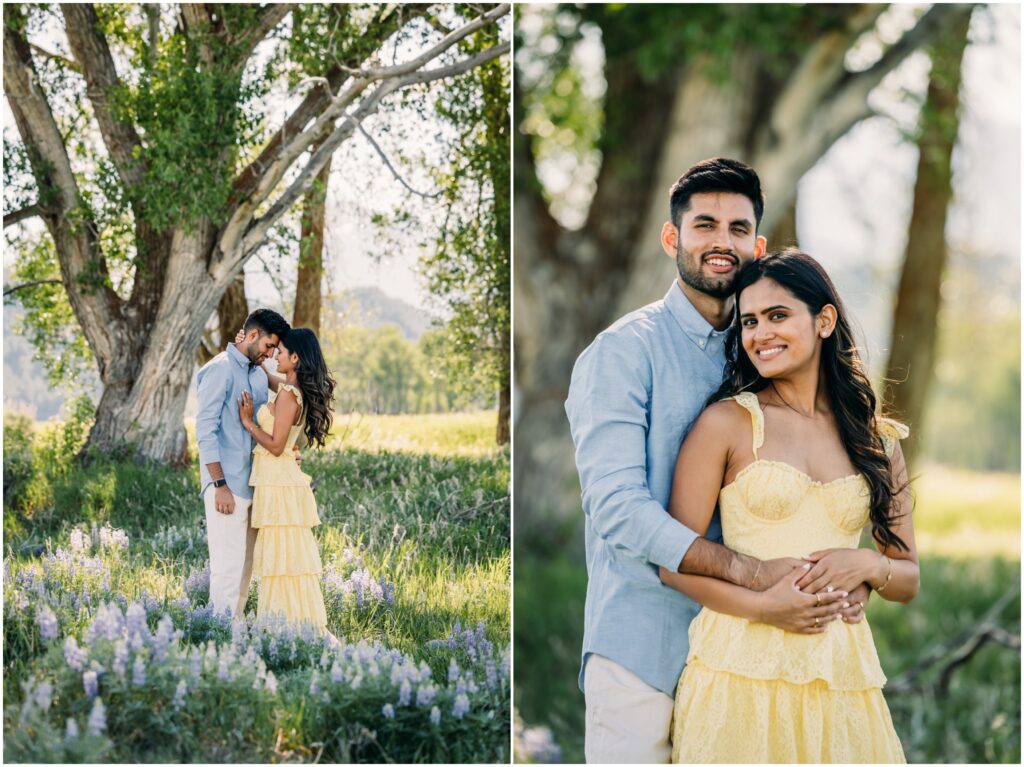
[246,329,261,344]
[661,221,679,258]
[754,235,767,259]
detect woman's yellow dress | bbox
[671,392,908,763]
[249,384,328,630]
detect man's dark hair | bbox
[669,157,765,230]
[243,308,290,339]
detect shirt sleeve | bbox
[565,332,699,571]
[196,363,229,468]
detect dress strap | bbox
[730,392,764,459]
[275,383,303,408]
[878,417,909,458]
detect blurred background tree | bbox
[513,4,1019,763]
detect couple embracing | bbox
[567,159,919,763]
[196,309,337,633]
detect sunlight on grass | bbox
[328,413,499,456]
[912,465,1020,558]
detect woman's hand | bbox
[234,327,245,344]
[796,548,881,595]
[839,583,871,624]
[238,390,254,425]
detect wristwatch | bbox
[213,478,227,488]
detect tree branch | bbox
[3,278,63,297]
[357,124,442,199]
[61,3,146,190]
[29,42,81,73]
[230,3,290,70]
[233,40,509,265]
[4,204,40,228]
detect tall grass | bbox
[515,464,1021,764]
[3,412,509,763]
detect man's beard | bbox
[676,243,738,299]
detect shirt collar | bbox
[227,343,252,369]
[664,280,732,352]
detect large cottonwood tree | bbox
[3,2,509,463]
[514,3,974,536]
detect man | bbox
[565,158,867,763]
[196,308,291,619]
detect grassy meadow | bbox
[3,411,509,763]
[515,466,1020,764]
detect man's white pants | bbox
[584,653,675,764]
[203,486,257,619]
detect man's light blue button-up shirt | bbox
[565,280,730,696]
[196,344,269,500]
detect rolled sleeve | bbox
[567,333,699,568]
[195,363,228,467]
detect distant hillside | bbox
[3,287,438,420]
[330,286,438,341]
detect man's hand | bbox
[214,485,235,515]
[748,557,807,592]
[756,565,848,634]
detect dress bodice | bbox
[253,384,305,456]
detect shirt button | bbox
[699,340,705,348]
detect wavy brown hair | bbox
[709,249,909,552]
[281,328,336,449]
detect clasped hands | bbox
[237,391,302,466]
[751,550,872,635]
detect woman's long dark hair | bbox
[282,328,336,449]
[709,248,909,552]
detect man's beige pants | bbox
[203,485,257,619]
[584,653,675,764]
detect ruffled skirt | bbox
[250,457,327,631]
[671,610,905,763]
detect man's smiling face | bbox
[673,191,763,298]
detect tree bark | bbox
[293,150,332,334]
[884,10,972,468]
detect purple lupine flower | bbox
[87,697,107,735]
[382,703,395,719]
[132,655,147,687]
[448,658,460,684]
[36,605,59,641]
[126,602,148,637]
[430,706,441,726]
[189,648,203,680]
[309,671,320,696]
[152,614,175,661]
[70,528,90,553]
[416,683,436,707]
[34,680,53,712]
[485,659,497,689]
[83,670,99,699]
[112,639,129,678]
[452,693,470,720]
[398,679,412,706]
[172,679,188,709]
[65,718,79,741]
[330,661,344,684]
[217,656,230,681]
[264,671,278,695]
[64,637,88,671]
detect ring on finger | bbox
[826,585,834,593]
[814,616,819,626]
[815,592,822,605]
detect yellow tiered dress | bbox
[671,392,908,764]
[250,384,328,631]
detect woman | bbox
[659,249,919,763]
[238,327,337,632]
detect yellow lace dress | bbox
[250,384,328,630]
[671,392,908,763]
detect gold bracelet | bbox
[746,560,763,589]
[875,554,893,593]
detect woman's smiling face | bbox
[739,277,829,379]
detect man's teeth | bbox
[757,346,784,358]
[706,257,733,266]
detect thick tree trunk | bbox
[85,225,224,464]
[293,152,332,334]
[884,12,972,468]
[199,272,249,365]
